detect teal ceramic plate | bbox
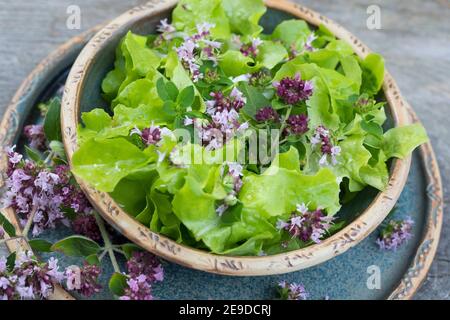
[0,27,443,300]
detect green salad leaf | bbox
[219,50,256,76]
[72,138,152,192]
[382,124,428,159]
[240,166,341,217]
[173,0,230,39]
[256,40,288,69]
[271,19,311,52]
[222,0,266,36]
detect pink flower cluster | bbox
[157,18,176,38]
[1,146,94,237]
[286,114,309,135]
[72,213,101,241]
[289,33,317,59]
[239,37,263,58]
[131,125,160,146]
[277,203,333,244]
[119,251,164,300]
[65,263,102,297]
[185,88,248,150]
[0,251,64,300]
[310,126,341,166]
[274,74,314,105]
[216,162,244,216]
[376,218,414,251]
[278,280,308,300]
[23,124,46,151]
[175,22,222,82]
[255,107,279,123]
[207,88,246,113]
[0,250,103,300]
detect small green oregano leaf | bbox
[109,272,128,296]
[51,235,101,257]
[28,239,53,252]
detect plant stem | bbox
[22,206,37,238]
[279,105,292,134]
[113,248,126,256]
[98,249,107,261]
[93,211,121,273]
[0,236,25,246]
[43,151,55,165]
[273,105,293,149]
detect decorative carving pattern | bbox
[89,24,121,49]
[330,222,368,254]
[388,104,443,300]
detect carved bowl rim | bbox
[61,0,413,275]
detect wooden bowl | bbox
[61,0,413,275]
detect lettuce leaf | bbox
[333,135,372,192]
[121,31,161,77]
[222,0,266,36]
[256,40,288,70]
[110,168,158,216]
[112,77,163,110]
[219,50,257,77]
[172,165,277,254]
[72,138,152,192]
[271,19,311,52]
[172,0,230,39]
[382,124,428,159]
[239,166,341,217]
[360,151,389,190]
[361,53,385,95]
[81,108,112,132]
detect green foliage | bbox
[0,211,16,237]
[43,97,62,142]
[109,272,128,296]
[28,239,53,252]
[51,235,101,257]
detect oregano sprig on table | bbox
[0,97,164,300]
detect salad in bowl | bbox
[68,0,427,259]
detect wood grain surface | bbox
[0,0,448,299]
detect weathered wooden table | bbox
[0,0,448,299]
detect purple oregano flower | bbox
[119,252,164,301]
[240,37,263,58]
[65,263,102,297]
[130,124,171,147]
[277,203,333,244]
[216,162,244,216]
[277,280,308,300]
[185,88,248,151]
[0,251,64,300]
[310,126,341,166]
[72,213,101,241]
[23,124,46,151]
[376,218,414,250]
[255,107,279,123]
[274,73,314,105]
[1,148,94,236]
[175,22,221,82]
[286,114,309,135]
